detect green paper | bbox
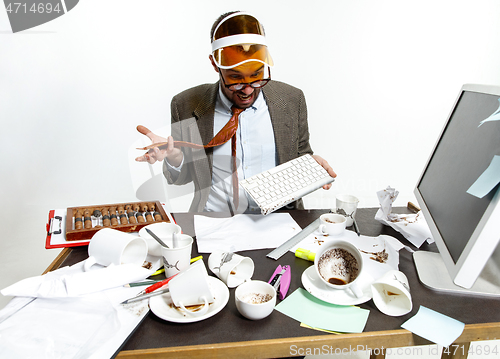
[275,288,370,333]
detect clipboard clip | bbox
[48,216,62,235]
[268,265,291,300]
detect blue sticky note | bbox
[401,306,464,347]
[467,155,500,198]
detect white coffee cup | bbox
[208,251,254,288]
[84,228,147,271]
[168,260,214,317]
[161,234,193,278]
[335,194,359,227]
[318,213,347,236]
[235,280,276,320]
[371,270,412,316]
[314,239,364,298]
[139,222,182,256]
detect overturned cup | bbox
[208,251,254,288]
[371,270,412,316]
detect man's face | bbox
[212,61,266,109]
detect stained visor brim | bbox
[212,43,274,69]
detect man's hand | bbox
[312,154,337,190]
[135,125,183,166]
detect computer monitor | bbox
[413,84,500,297]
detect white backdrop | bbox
[1,0,500,307]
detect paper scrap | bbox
[467,155,500,198]
[194,213,301,253]
[401,306,464,347]
[275,288,370,333]
[478,98,500,127]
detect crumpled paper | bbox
[375,186,433,248]
[1,260,157,298]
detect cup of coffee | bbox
[314,240,364,298]
[84,228,147,271]
[371,270,412,316]
[168,260,215,317]
[208,251,254,288]
[235,280,276,320]
[161,234,193,277]
[318,213,347,236]
[335,194,359,227]
[139,222,182,256]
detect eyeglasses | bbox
[219,68,271,91]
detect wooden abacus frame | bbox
[65,200,170,241]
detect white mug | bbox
[84,228,147,271]
[139,222,182,256]
[235,280,276,320]
[168,261,214,317]
[371,270,412,316]
[161,234,193,277]
[208,251,254,288]
[318,213,347,236]
[314,239,364,298]
[335,194,359,227]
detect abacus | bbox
[65,200,170,241]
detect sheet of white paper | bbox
[1,261,157,298]
[401,306,465,347]
[0,258,160,359]
[467,155,500,198]
[290,230,402,282]
[194,213,301,253]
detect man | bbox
[136,11,336,213]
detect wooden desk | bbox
[45,209,500,359]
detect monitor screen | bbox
[417,89,500,263]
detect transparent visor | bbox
[211,13,274,69]
[212,43,274,69]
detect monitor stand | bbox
[413,251,500,297]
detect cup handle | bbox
[178,296,209,317]
[83,256,97,272]
[318,224,326,234]
[349,282,364,298]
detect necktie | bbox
[138,107,244,211]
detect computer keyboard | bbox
[240,154,335,215]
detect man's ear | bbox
[209,55,219,73]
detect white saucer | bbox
[301,265,373,306]
[149,276,229,323]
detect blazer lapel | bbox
[263,81,293,164]
[192,82,219,178]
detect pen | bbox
[150,268,165,276]
[121,287,170,305]
[136,273,178,297]
[124,280,160,288]
[190,255,203,263]
[352,218,360,236]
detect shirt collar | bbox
[217,84,263,114]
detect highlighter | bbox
[295,248,315,262]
